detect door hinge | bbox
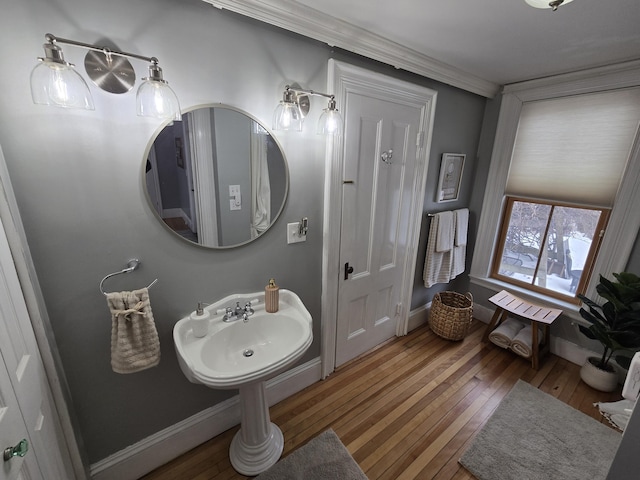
[396,303,402,316]
[416,131,424,149]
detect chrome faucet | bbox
[222,307,235,322]
[222,301,255,322]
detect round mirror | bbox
[143,105,289,248]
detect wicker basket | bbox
[429,291,473,341]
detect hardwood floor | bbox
[142,320,622,479]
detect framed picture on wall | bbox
[436,153,465,202]
[175,137,185,169]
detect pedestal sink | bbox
[173,289,313,476]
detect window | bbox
[488,88,639,301]
[492,197,609,301]
[470,63,640,311]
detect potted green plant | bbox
[577,272,640,391]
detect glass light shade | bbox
[272,101,303,131]
[525,0,574,9]
[136,79,181,121]
[30,60,94,110]
[317,108,343,136]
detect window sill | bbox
[469,274,587,325]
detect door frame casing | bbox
[321,60,437,378]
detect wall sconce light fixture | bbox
[273,85,343,136]
[30,33,181,121]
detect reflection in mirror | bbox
[144,105,288,248]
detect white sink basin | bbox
[174,289,313,475]
[173,289,313,389]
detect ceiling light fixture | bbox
[525,0,574,11]
[273,85,343,136]
[30,34,181,120]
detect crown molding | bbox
[203,0,499,98]
[503,59,640,99]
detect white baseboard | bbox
[470,302,493,324]
[408,302,430,331]
[90,357,322,480]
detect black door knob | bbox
[344,262,354,280]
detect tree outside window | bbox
[493,197,609,302]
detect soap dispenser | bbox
[265,278,279,313]
[190,302,210,338]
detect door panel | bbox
[0,353,32,480]
[336,92,421,366]
[0,216,42,480]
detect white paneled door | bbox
[0,350,30,480]
[335,86,429,367]
[0,211,72,479]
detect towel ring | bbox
[100,259,158,296]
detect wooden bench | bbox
[482,290,562,370]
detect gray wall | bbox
[213,108,252,245]
[0,0,554,468]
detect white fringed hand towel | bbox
[488,318,524,349]
[509,324,543,358]
[423,212,454,287]
[107,287,160,374]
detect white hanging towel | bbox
[435,210,454,252]
[107,287,160,374]
[451,208,469,278]
[423,212,454,287]
[454,208,469,246]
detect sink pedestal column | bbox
[229,381,284,476]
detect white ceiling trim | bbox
[203,0,500,98]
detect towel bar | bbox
[99,259,158,296]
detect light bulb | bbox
[30,44,94,110]
[136,61,181,121]
[316,98,343,136]
[273,100,303,131]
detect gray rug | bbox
[459,380,621,480]
[256,429,368,479]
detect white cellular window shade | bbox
[506,88,640,206]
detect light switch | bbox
[229,185,241,211]
[287,222,306,244]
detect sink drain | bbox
[243,349,254,357]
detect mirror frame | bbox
[142,103,289,249]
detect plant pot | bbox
[580,357,619,392]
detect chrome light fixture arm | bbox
[42,33,156,65]
[285,85,334,101]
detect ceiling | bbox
[207,0,640,97]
